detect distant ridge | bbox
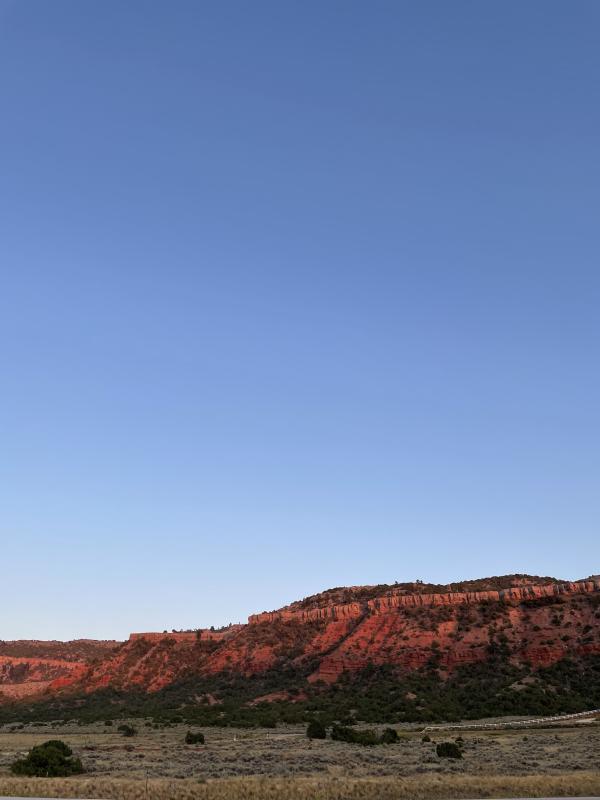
[2,574,599,706]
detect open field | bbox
[0,720,598,799]
[0,774,600,800]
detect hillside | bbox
[0,639,120,661]
[71,575,599,692]
[2,575,599,724]
[282,574,558,613]
[0,640,120,701]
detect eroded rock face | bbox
[5,577,600,700]
[128,626,242,644]
[248,580,600,624]
[0,655,88,699]
[0,640,121,700]
[302,580,600,683]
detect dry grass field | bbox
[0,720,598,799]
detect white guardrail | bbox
[422,708,600,732]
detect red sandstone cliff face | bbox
[128,626,242,644]
[248,580,598,624]
[298,580,600,683]
[0,656,88,700]
[6,577,600,701]
[77,627,244,693]
[0,640,120,701]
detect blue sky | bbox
[1,1,598,640]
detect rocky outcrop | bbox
[249,580,600,625]
[0,655,88,700]
[249,601,365,625]
[306,581,600,683]
[0,640,120,701]
[129,626,242,644]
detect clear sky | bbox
[1,1,598,641]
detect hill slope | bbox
[85,576,600,691]
[0,640,120,700]
[2,575,600,723]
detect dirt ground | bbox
[0,719,598,781]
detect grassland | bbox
[0,719,598,799]
[1,774,600,800]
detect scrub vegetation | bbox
[0,717,599,786]
[1,654,599,729]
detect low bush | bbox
[10,740,84,777]
[331,724,398,746]
[118,724,137,737]
[306,719,327,739]
[380,727,399,744]
[436,741,462,759]
[332,724,376,745]
[185,731,205,745]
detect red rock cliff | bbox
[7,576,600,700]
[249,580,600,624]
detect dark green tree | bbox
[380,727,399,744]
[436,741,462,759]
[306,719,327,739]
[11,740,84,777]
[185,731,205,744]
